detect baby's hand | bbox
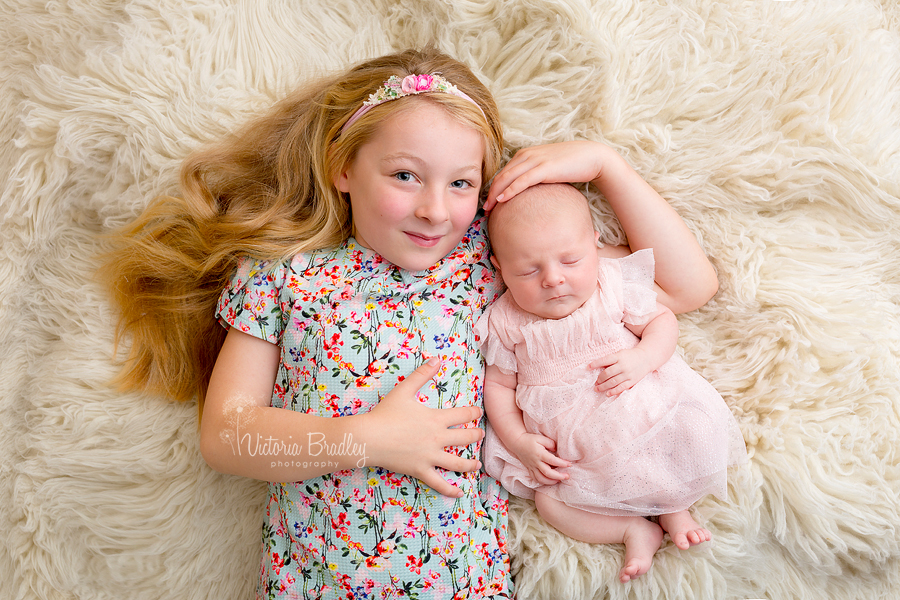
[510,432,570,486]
[591,348,654,397]
[484,141,609,210]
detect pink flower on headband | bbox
[341,73,486,133]
[401,74,434,93]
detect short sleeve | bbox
[473,299,518,374]
[619,249,658,326]
[216,256,288,344]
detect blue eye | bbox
[451,179,472,189]
[394,171,413,182]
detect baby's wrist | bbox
[511,431,533,452]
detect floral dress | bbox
[217,217,513,600]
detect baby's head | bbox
[488,183,600,319]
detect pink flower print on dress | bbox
[376,540,394,556]
[407,555,423,574]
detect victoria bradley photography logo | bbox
[219,402,369,469]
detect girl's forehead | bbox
[355,101,486,167]
[361,101,483,153]
[374,99,476,136]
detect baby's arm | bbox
[485,141,718,314]
[484,364,570,485]
[592,302,679,397]
[200,329,483,498]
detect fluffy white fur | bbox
[2,1,899,599]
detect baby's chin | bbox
[533,306,579,320]
[518,296,587,320]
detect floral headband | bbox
[342,73,485,131]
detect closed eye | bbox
[560,253,587,265]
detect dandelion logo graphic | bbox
[219,394,260,455]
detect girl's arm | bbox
[485,141,718,314]
[199,328,484,498]
[591,303,679,397]
[484,364,569,484]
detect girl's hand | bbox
[363,359,485,498]
[592,348,654,397]
[485,141,609,210]
[509,432,570,486]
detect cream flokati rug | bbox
[2,1,900,599]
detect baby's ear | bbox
[489,255,501,272]
[594,230,600,243]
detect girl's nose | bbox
[414,188,450,223]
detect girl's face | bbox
[337,101,484,272]
[492,217,600,320]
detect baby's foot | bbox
[619,519,664,583]
[658,511,711,550]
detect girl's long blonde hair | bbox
[102,47,504,411]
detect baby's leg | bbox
[658,510,711,550]
[534,492,664,583]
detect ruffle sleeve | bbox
[619,248,659,326]
[216,256,288,344]
[473,298,519,374]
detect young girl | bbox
[477,182,747,585]
[104,47,720,599]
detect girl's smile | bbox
[406,232,441,247]
[337,101,485,272]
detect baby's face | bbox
[493,220,599,320]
